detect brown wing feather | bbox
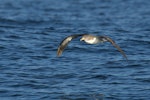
[57,34,86,57]
[100,36,128,61]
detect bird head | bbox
[80,37,85,41]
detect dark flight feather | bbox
[57,34,85,56]
[99,36,128,61]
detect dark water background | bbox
[0,0,150,100]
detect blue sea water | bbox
[0,0,150,100]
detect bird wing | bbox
[99,36,128,61]
[57,34,86,56]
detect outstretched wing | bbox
[57,34,86,57]
[99,36,128,61]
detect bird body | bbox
[80,35,98,44]
[57,34,128,61]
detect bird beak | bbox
[80,38,84,41]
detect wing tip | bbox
[57,50,61,57]
[124,55,128,61]
[57,53,61,57]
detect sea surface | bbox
[0,0,150,100]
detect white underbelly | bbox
[85,38,98,44]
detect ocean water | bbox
[0,0,150,100]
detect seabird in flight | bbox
[57,34,128,60]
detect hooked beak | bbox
[80,38,84,41]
